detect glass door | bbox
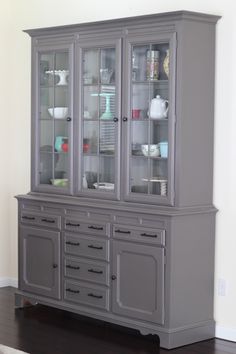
[124,33,176,205]
[77,39,121,199]
[34,45,73,193]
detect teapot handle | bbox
[164,100,169,117]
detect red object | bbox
[132,109,141,119]
[83,144,90,153]
[62,143,68,152]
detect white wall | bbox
[1,0,235,340]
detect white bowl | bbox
[93,182,114,191]
[48,107,68,119]
[141,144,160,157]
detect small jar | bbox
[146,50,160,81]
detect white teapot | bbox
[149,95,169,119]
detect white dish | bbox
[93,182,114,191]
[141,144,160,157]
[48,107,68,119]
[142,177,167,183]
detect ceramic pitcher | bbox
[149,95,169,119]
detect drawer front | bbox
[64,257,109,286]
[64,234,109,261]
[21,211,61,230]
[64,280,109,310]
[64,218,110,237]
[113,224,165,245]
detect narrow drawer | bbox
[21,211,61,230]
[64,218,110,237]
[64,257,109,286]
[64,234,109,261]
[64,280,109,310]
[113,224,165,246]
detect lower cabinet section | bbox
[19,226,60,299]
[112,240,165,324]
[64,280,109,311]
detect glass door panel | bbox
[80,44,119,197]
[129,41,171,199]
[38,49,71,190]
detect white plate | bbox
[93,182,114,190]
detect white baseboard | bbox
[216,325,236,342]
[0,277,18,288]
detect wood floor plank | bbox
[0,287,235,354]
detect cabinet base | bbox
[14,291,215,349]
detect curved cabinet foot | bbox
[15,292,37,309]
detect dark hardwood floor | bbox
[0,287,234,354]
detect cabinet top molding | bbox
[24,10,221,37]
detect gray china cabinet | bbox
[15,11,220,349]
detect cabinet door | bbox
[76,38,122,200]
[123,32,176,205]
[19,226,60,299]
[112,240,164,324]
[32,43,73,194]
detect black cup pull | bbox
[66,288,80,294]
[66,241,80,246]
[66,222,80,227]
[88,268,103,274]
[88,245,103,250]
[41,218,55,224]
[66,117,72,122]
[113,117,119,122]
[87,293,103,299]
[115,229,131,234]
[22,216,35,220]
[66,265,80,270]
[88,225,103,231]
[140,233,157,238]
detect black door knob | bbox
[113,117,119,122]
[66,117,72,122]
[111,275,117,280]
[122,117,128,122]
[52,264,58,269]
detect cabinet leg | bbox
[15,293,37,309]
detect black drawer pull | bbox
[87,293,103,299]
[88,245,103,250]
[66,288,80,294]
[88,268,103,274]
[66,265,80,270]
[115,229,131,234]
[66,241,80,246]
[140,233,157,238]
[66,222,80,227]
[22,216,35,220]
[41,218,55,224]
[88,225,103,231]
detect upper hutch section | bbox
[25,11,220,209]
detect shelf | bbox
[131,154,167,160]
[40,85,68,89]
[132,80,168,85]
[83,83,116,87]
[83,152,115,157]
[131,118,168,122]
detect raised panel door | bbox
[19,226,60,299]
[112,240,165,324]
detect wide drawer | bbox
[64,257,109,286]
[20,211,61,230]
[64,280,109,310]
[64,218,110,237]
[64,234,109,261]
[113,224,165,245]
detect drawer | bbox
[64,234,109,261]
[64,257,109,286]
[64,280,109,310]
[64,218,110,237]
[21,211,61,230]
[113,224,165,246]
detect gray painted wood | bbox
[16,11,220,349]
[112,240,165,324]
[19,226,60,299]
